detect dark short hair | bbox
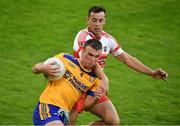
[88,6,106,17]
[84,39,102,51]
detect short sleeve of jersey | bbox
[73,31,81,52]
[108,35,124,56]
[73,30,88,52]
[54,53,64,59]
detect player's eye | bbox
[88,53,94,57]
[92,18,97,22]
[99,18,104,22]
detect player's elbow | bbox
[32,66,38,74]
[32,63,43,74]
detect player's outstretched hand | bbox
[151,68,168,81]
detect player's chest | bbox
[64,61,96,88]
[99,38,111,54]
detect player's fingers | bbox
[96,86,103,91]
[95,88,103,93]
[162,73,168,79]
[161,71,167,76]
[165,72,168,78]
[94,93,102,99]
[156,68,162,73]
[49,61,56,65]
[47,68,61,76]
[51,70,61,74]
[97,87,105,94]
[160,70,168,78]
[51,64,60,70]
[156,68,168,77]
[95,90,105,98]
[49,73,61,77]
[97,86,104,93]
[95,90,102,95]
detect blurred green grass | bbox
[0,0,179,124]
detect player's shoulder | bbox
[63,53,80,65]
[54,53,64,58]
[102,30,115,39]
[54,53,75,59]
[63,53,75,59]
[75,28,90,41]
[78,28,89,35]
[102,31,120,45]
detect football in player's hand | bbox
[43,57,66,80]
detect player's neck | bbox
[87,27,101,39]
[94,34,101,40]
[78,59,92,72]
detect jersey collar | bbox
[85,27,105,40]
[77,59,92,73]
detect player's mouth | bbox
[94,28,101,32]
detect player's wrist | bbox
[148,70,156,78]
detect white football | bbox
[43,57,66,80]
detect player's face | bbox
[81,46,101,69]
[87,12,105,38]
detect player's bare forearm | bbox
[93,63,109,91]
[126,56,154,76]
[116,52,168,80]
[116,52,154,76]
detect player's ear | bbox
[81,48,85,56]
[103,18,106,24]
[86,16,90,25]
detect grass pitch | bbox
[0,0,179,125]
